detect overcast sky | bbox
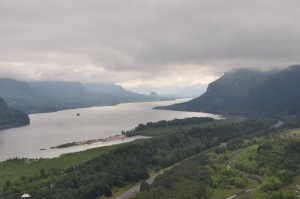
[1,0,300,88]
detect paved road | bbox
[114,184,140,199]
[114,170,166,199]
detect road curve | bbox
[114,170,167,199]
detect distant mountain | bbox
[29,81,87,98]
[130,83,208,98]
[84,83,172,102]
[0,79,40,113]
[0,79,88,113]
[0,97,29,130]
[84,83,152,101]
[159,66,300,115]
[0,78,33,98]
[0,79,172,114]
[149,91,158,97]
[84,83,139,97]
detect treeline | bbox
[125,117,215,136]
[2,118,272,198]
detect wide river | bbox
[0,99,222,161]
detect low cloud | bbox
[1,0,300,87]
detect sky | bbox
[1,0,300,89]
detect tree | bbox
[40,168,46,177]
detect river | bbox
[0,99,222,161]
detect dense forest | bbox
[135,118,300,199]
[134,138,300,199]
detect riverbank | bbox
[0,143,125,185]
[0,99,219,161]
[50,134,127,149]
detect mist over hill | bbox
[0,79,171,114]
[159,65,300,116]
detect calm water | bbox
[0,99,222,161]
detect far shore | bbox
[50,134,127,149]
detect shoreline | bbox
[50,134,127,149]
[1,135,148,161]
[0,98,212,161]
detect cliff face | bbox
[0,97,30,130]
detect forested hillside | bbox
[243,65,300,114]
[0,97,29,130]
[160,65,300,116]
[135,133,300,199]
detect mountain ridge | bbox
[0,79,171,114]
[159,65,300,116]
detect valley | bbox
[1,66,300,199]
[2,1,300,198]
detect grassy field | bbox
[0,143,127,185]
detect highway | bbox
[114,170,166,199]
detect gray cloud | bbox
[1,0,300,87]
